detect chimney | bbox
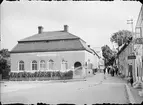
[88,45,90,48]
[64,25,68,32]
[38,26,43,34]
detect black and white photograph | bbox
[0,0,143,104]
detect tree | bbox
[0,49,10,80]
[0,58,10,79]
[0,49,10,58]
[101,45,116,66]
[101,45,114,60]
[110,30,133,47]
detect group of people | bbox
[103,65,118,76]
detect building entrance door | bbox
[128,64,133,77]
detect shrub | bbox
[60,70,73,80]
[46,71,51,77]
[9,70,73,81]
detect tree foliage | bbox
[0,49,10,79]
[101,45,114,60]
[110,30,133,46]
[0,49,10,58]
[101,45,116,66]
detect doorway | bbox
[74,62,82,69]
[128,64,133,77]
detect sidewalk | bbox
[126,82,143,104]
[104,73,143,104]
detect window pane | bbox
[35,64,37,70]
[19,61,24,70]
[49,60,54,70]
[32,60,37,70]
[40,60,45,70]
[22,64,24,70]
[32,64,34,70]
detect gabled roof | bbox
[19,31,79,42]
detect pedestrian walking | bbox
[107,66,109,74]
[110,66,115,76]
[103,68,106,74]
[115,66,118,76]
[130,76,133,86]
[110,67,113,76]
[112,67,115,76]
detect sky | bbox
[0,1,142,51]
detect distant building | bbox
[92,47,104,70]
[10,25,99,77]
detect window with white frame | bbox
[49,59,54,70]
[19,60,24,70]
[61,60,68,71]
[40,60,46,70]
[135,27,141,38]
[47,61,49,70]
[32,60,38,70]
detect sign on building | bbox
[135,38,143,44]
[128,53,136,59]
[128,55,136,59]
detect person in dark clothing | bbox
[130,76,133,86]
[115,66,118,76]
[112,68,115,76]
[103,68,106,74]
[110,67,113,76]
[107,67,110,74]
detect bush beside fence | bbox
[9,70,73,81]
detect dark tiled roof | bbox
[11,30,95,54]
[19,31,79,42]
[11,39,94,54]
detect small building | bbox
[10,25,99,78]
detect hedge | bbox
[9,70,73,81]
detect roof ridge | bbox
[19,31,79,42]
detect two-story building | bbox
[135,5,143,82]
[10,25,100,78]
